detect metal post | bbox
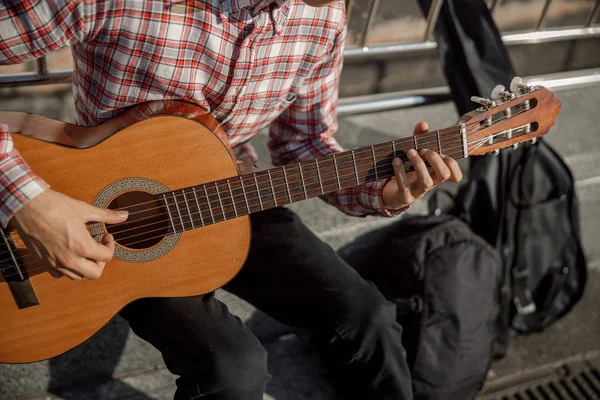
[37,57,48,76]
[359,0,380,48]
[424,0,444,40]
[488,0,499,14]
[536,0,552,31]
[345,0,355,23]
[586,0,600,27]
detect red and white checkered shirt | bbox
[0,0,400,227]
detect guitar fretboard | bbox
[155,127,466,233]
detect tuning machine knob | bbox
[510,76,531,94]
[491,85,515,101]
[470,96,496,110]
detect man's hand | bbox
[11,189,128,280]
[382,121,463,210]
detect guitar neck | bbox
[158,126,465,231]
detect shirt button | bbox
[222,11,230,19]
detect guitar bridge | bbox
[1,230,39,309]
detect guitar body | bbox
[0,102,250,363]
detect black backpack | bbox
[417,0,587,357]
[430,138,587,356]
[338,214,502,400]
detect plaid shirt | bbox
[0,0,401,228]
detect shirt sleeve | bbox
[0,0,107,65]
[267,24,406,218]
[0,1,109,226]
[0,125,49,228]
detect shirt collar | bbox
[220,0,287,22]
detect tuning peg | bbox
[530,138,537,145]
[491,85,505,100]
[512,143,519,150]
[493,149,500,156]
[492,84,516,101]
[470,96,496,110]
[510,76,530,94]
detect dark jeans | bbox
[119,207,413,399]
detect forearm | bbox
[0,125,49,227]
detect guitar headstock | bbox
[458,77,562,156]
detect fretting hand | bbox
[382,121,463,210]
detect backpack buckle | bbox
[514,288,537,315]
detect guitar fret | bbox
[182,190,195,229]
[371,146,379,180]
[351,150,360,185]
[298,164,308,199]
[333,155,341,190]
[253,174,264,211]
[172,192,186,231]
[240,176,250,214]
[215,181,226,220]
[203,185,215,224]
[437,131,442,154]
[267,170,277,206]
[392,141,397,156]
[226,179,238,218]
[315,159,324,195]
[162,193,178,233]
[192,187,204,226]
[282,167,292,203]
[413,135,418,151]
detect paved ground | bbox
[0,84,598,400]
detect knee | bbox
[212,335,270,397]
[173,332,270,400]
[336,282,400,342]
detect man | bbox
[0,1,462,399]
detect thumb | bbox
[85,205,129,224]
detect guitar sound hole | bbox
[106,191,169,250]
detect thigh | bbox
[224,207,385,334]
[119,293,268,398]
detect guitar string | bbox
[0,105,526,270]
[81,109,517,220]
[86,135,468,233]
[0,137,500,279]
[0,131,502,269]
[0,147,466,276]
[1,137,467,253]
[0,142,464,268]
[83,124,476,218]
[0,123,517,271]
[0,140,499,277]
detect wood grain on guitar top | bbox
[0,105,250,364]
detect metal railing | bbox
[344,0,600,61]
[1,0,599,114]
[338,0,600,114]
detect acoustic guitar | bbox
[0,78,560,363]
